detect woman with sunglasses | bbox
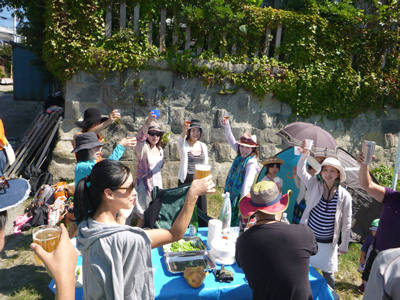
[221,117,260,226]
[75,159,215,300]
[133,112,165,227]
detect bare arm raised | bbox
[357,152,385,203]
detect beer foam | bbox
[195,164,211,171]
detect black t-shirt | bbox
[235,222,318,300]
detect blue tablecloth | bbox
[50,228,334,300]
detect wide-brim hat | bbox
[317,157,346,183]
[72,132,104,153]
[262,156,284,166]
[188,119,202,130]
[75,108,108,129]
[148,121,165,133]
[239,181,290,217]
[237,133,258,148]
[0,178,31,212]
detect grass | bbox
[0,188,364,299]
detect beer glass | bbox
[32,225,61,264]
[194,164,211,179]
[362,140,376,164]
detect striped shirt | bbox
[307,190,338,242]
[187,150,205,174]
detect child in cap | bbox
[72,131,136,188]
[358,218,379,292]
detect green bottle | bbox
[189,206,198,236]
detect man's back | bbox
[235,222,317,300]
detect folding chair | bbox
[143,184,211,229]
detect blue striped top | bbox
[307,190,338,242]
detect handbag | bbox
[3,138,15,165]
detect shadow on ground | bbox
[0,231,53,299]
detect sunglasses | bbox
[115,181,135,193]
[148,131,162,137]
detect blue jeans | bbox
[0,150,6,176]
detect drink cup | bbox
[151,109,160,119]
[32,225,61,264]
[294,146,301,156]
[304,139,314,151]
[194,164,211,179]
[362,140,376,165]
[127,133,136,139]
[184,120,191,126]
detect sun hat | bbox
[75,108,108,129]
[317,157,346,183]
[72,132,104,153]
[369,218,379,231]
[237,133,258,148]
[239,181,290,217]
[148,121,165,133]
[262,156,284,166]
[188,119,202,130]
[0,178,30,212]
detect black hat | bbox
[189,119,202,130]
[75,108,108,130]
[72,132,104,153]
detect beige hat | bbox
[317,157,346,183]
[237,133,258,148]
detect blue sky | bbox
[0,7,14,29]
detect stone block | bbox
[209,128,227,143]
[164,89,191,107]
[48,161,75,181]
[384,133,398,148]
[169,108,185,134]
[139,70,174,90]
[212,143,236,162]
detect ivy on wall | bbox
[41,0,399,120]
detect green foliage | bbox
[25,0,400,119]
[371,164,400,190]
[0,44,12,76]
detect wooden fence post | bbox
[172,14,179,46]
[148,21,153,45]
[185,26,191,51]
[263,27,271,56]
[160,8,167,52]
[120,2,126,31]
[134,3,140,34]
[274,24,282,60]
[106,5,112,38]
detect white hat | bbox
[317,157,346,183]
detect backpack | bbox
[24,166,53,196]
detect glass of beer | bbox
[32,225,61,264]
[195,164,211,179]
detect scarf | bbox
[224,154,254,226]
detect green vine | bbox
[38,0,400,120]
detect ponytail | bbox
[73,159,131,223]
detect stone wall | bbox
[51,65,400,185]
[49,65,399,239]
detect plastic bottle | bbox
[189,206,198,236]
[218,192,231,232]
[281,212,290,224]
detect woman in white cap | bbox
[221,117,260,226]
[177,119,209,225]
[134,112,165,227]
[297,147,352,289]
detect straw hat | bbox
[239,181,289,217]
[262,156,284,166]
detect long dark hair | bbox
[74,159,131,223]
[146,134,164,149]
[265,163,281,174]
